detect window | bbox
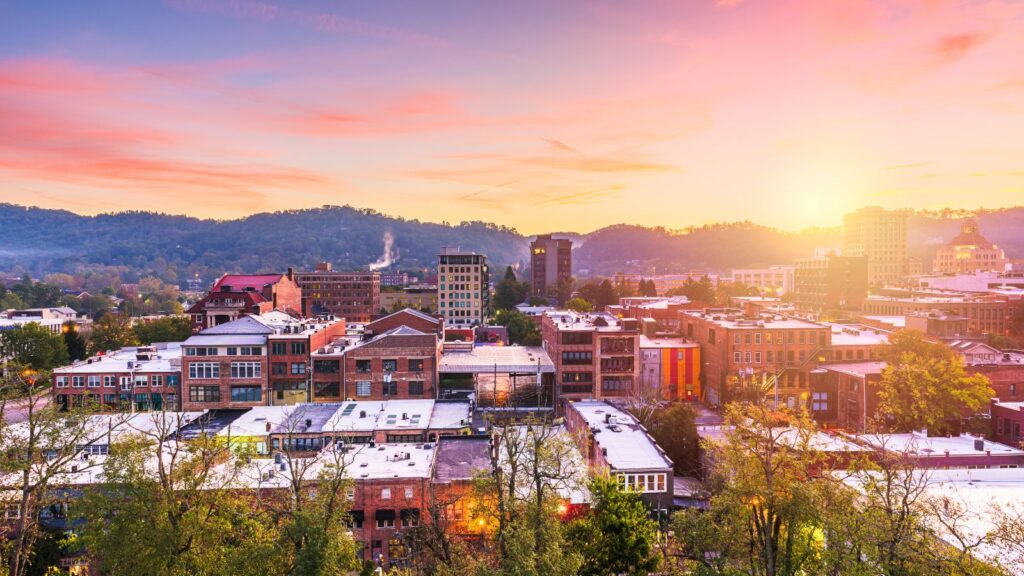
[291,342,306,355]
[290,363,306,375]
[767,351,774,363]
[382,359,398,373]
[812,392,828,412]
[408,359,424,372]
[754,352,762,364]
[744,352,751,363]
[733,352,741,363]
[356,381,371,396]
[231,362,262,379]
[562,351,593,365]
[766,332,773,344]
[408,381,424,396]
[383,381,398,396]
[381,488,392,500]
[103,375,116,387]
[355,359,371,373]
[313,360,339,374]
[755,333,761,345]
[185,347,218,356]
[404,487,414,499]
[189,386,221,403]
[87,375,101,388]
[189,362,219,379]
[733,333,741,344]
[72,376,85,388]
[134,375,148,387]
[231,386,262,402]
[151,375,163,388]
[272,362,287,376]
[617,473,666,493]
[272,342,287,355]
[55,376,67,388]
[376,518,395,529]
[314,382,340,398]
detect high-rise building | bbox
[293,262,380,323]
[843,207,908,286]
[530,235,572,301]
[793,253,868,312]
[437,247,489,327]
[932,219,1009,274]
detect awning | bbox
[349,510,364,523]
[400,508,420,521]
[375,509,396,521]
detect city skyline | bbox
[3,1,1024,234]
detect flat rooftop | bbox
[859,315,906,329]
[851,431,1024,458]
[682,310,826,330]
[543,310,636,332]
[570,400,671,471]
[232,442,436,489]
[820,361,888,377]
[54,344,182,374]
[639,335,698,349]
[438,345,555,373]
[826,323,890,346]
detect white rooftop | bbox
[639,335,698,349]
[852,431,1024,458]
[438,345,555,373]
[826,323,890,346]
[682,310,826,330]
[53,344,183,374]
[571,400,672,471]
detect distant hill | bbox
[1,204,1022,286]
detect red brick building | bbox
[680,309,831,407]
[341,327,439,401]
[187,272,302,332]
[294,262,380,323]
[991,400,1024,448]
[810,361,886,431]
[366,308,443,337]
[52,344,182,411]
[541,311,640,408]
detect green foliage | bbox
[88,314,138,354]
[666,277,716,304]
[646,403,701,476]
[493,310,542,346]
[61,322,87,361]
[636,279,658,297]
[0,323,69,370]
[132,316,191,345]
[568,476,660,576]
[876,330,993,433]
[494,266,530,311]
[565,298,593,313]
[576,280,617,310]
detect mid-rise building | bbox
[862,291,1010,335]
[294,262,380,323]
[187,272,302,332]
[541,311,640,407]
[639,336,700,401]
[437,248,489,327]
[339,327,440,401]
[530,235,572,301]
[793,253,868,312]
[52,344,183,411]
[932,220,1009,274]
[843,206,908,286]
[379,285,438,314]
[729,265,795,295]
[680,309,830,407]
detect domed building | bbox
[932,220,1008,274]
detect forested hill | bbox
[2,204,1023,285]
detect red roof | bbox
[212,274,284,293]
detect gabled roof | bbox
[213,274,285,292]
[349,326,433,351]
[199,315,273,335]
[370,308,440,327]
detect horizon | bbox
[3,1,1024,233]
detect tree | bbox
[132,316,191,345]
[79,414,283,576]
[876,330,992,433]
[555,276,575,307]
[568,476,660,576]
[0,323,69,370]
[565,298,593,313]
[493,266,530,311]
[637,279,658,297]
[647,403,701,477]
[62,322,87,362]
[0,371,110,576]
[493,310,542,346]
[667,277,715,304]
[88,314,138,354]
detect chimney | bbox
[265,421,271,432]
[287,267,294,281]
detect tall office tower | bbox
[437,247,490,327]
[530,234,572,301]
[843,207,908,286]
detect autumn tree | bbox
[88,314,138,354]
[876,330,992,433]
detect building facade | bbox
[793,254,868,312]
[52,344,182,411]
[294,262,380,323]
[933,220,1009,274]
[541,311,640,407]
[437,248,489,327]
[639,336,700,401]
[530,234,572,301]
[729,265,795,295]
[187,272,302,332]
[843,206,908,286]
[863,292,1010,336]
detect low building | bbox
[956,345,1024,403]
[638,336,700,401]
[611,296,701,333]
[187,272,303,332]
[811,361,887,430]
[729,265,795,295]
[438,343,555,410]
[565,400,672,508]
[905,310,972,339]
[850,431,1024,469]
[53,344,184,411]
[823,323,889,363]
[991,400,1024,447]
[863,291,1010,336]
[340,327,440,401]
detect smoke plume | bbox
[369,231,396,271]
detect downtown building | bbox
[793,252,868,312]
[293,262,380,323]
[52,344,183,411]
[843,206,908,286]
[437,247,489,327]
[541,311,640,408]
[530,234,572,302]
[187,272,303,332]
[932,219,1009,274]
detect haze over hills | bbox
[0,203,1022,286]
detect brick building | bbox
[366,308,443,337]
[793,253,868,312]
[608,296,702,333]
[991,400,1024,448]
[187,272,302,332]
[181,314,344,410]
[810,361,886,430]
[294,262,380,323]
[680,309,831,407]
[339,327,440,401]
[437,248,490,327]
[52,344,182,411]
[639,336,700,401]
[863,291,1010,336]
[530,234,572,302]
[541,311,640,408]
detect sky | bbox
[1,0,1023,234]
